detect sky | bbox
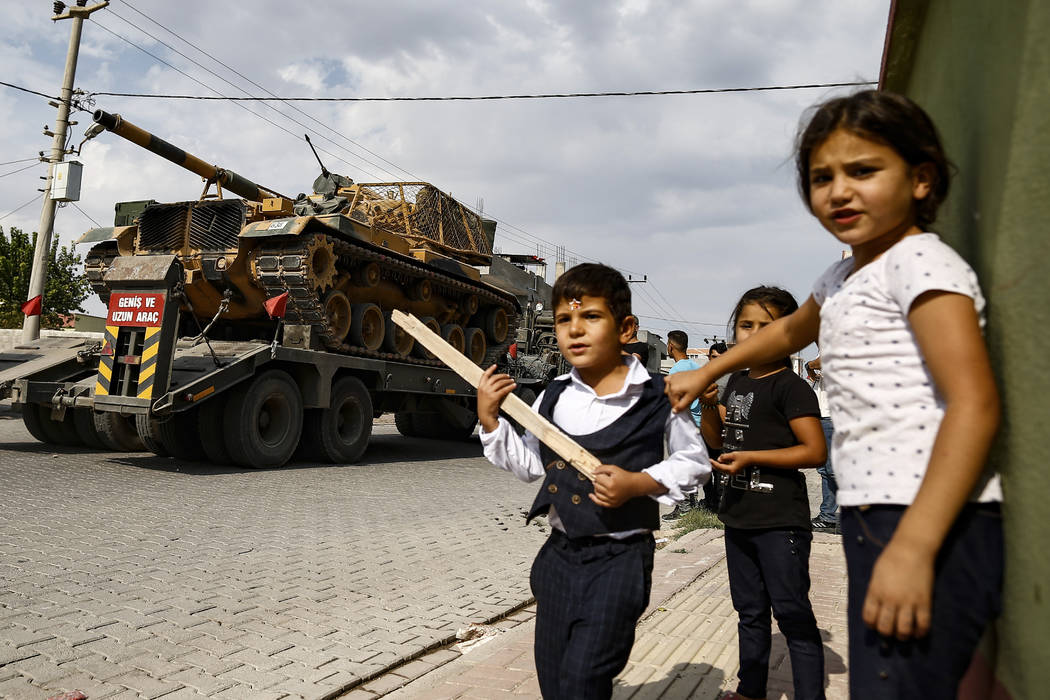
[0,0,890,347]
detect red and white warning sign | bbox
[106,292,165,327]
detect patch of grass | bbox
[672,506,724,539]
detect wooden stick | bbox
[392,309,600,481]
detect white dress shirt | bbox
[479,355,710,535]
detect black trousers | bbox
[725,526,826,700]
[841,504,1003,700]
[530,529,654,700]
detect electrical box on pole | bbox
[51,161,82,202]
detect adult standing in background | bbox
[698,341,729,510]
[807,355,839,531]
[622,315,651,368]
[662,330,702,521]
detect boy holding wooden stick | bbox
[477,263,710,699]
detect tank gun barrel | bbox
[92,110,285,202]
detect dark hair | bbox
[795,89,951,229]
[729,286,798,367]
[709,341,728,355]
[551,263,631,322]
[667,330,689,352]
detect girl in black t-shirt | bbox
[699,286,828,700]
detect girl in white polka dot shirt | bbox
[666,91,1002,700]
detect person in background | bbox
[699,340,730,510]
[806,355,839,532]
[661,329,701,521]
[622,315,650,368]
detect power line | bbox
[0,162,44,179]
[70,201,103,228]
[87,81,877,102]
[116,0,419,182]
[634,312,725,328]
[0,79,58,101]
[0,194,43,223]
[89,17,389,182]
[0,157,44,167]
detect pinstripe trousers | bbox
[530,529,654,699]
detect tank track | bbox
[253,234,519,368]
[84,241,119,305]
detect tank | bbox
[82,110,519,367]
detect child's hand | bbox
[590,464,641,508]
[664,369,710,414]
[712,451,754,475]
[699,382,720,407]
[863,539,935,640]
[476,365,516,433]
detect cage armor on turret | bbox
[81,110,518,367]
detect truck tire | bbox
[158,409,207,462]
[414,410,477,441]
[135,413,170,457]
[394,410,418,437]
[34,404,82,446]
[93,411,145,451]
[301,376,373,464]
[20,403,51,443]
[73,408,106,449]
[224,370,303,469]
[198,396,231,465]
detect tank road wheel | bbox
[412,317,442,360]
[303,234,337,291]
[464,327,487,365]
[394,410,418,437]
[383,313,414,356]
[158,409,207,461]
[93,411,145,451]
[20,403,51,444]
[350,303,385,351]
[301,376,373,464]
[484,307,509,344]
[135,414,170,457]
[323,290,353,343]
[442,324,465,355]
[224,370,303,469]
[73,408,106,449]
[198,396,232,465]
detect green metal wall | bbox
[882,1,1049,695]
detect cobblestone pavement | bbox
[0,415,551,700]
[386,530,848,700]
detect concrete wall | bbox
[881,1,1049,694]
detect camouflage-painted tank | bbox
[81,110,518,366]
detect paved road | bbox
[0,414,549,700]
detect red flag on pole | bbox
[263,292,289,319]
[20,295,42,317]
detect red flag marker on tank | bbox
[20,295,42,317]
[264,292,289,319]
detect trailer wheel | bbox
[198,397,231,465]
[301,376,373,464]
[20,403,51,443]
[73,408,106,449]
[394,410,418,437]
[158,409,207,462]
[224,370,303,469]
[33,405,82,446]
[93,411,145,451]
[135,414,170,457]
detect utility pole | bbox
[22,0,108,344]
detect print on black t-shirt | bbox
[719,390,774,501]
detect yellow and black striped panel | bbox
[94,325,118,397]
[136,326,162,400]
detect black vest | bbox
[527,374,670,538]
